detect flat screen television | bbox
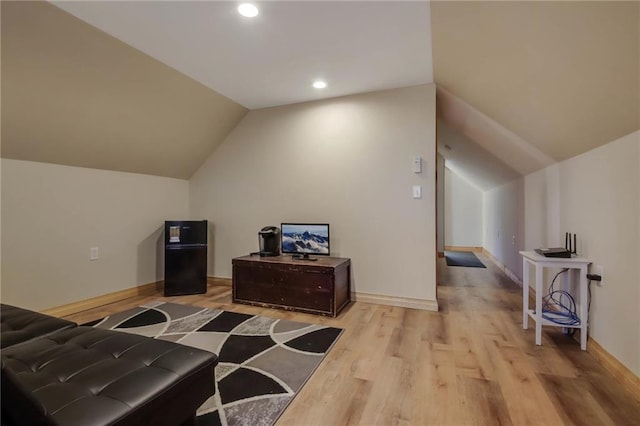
[281,223,330,260]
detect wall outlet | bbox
[512,235,516,245]
[594,265,604,286]
[90,247,99,261]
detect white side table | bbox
[520,251,591,350]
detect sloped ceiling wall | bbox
[1,1,247,179]
[4,1,637,181]
[437,86,555,178]
[437,120,520,191]
[432,1,639,162]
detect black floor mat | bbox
[444,251,486,268]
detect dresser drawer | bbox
[232,255,351,317]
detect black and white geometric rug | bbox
[86,301,343,426]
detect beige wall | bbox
[190,85,437,304]
[523,130,640,375]
[444,167,482,247]
[1,159,189,311]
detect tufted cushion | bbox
[0,304,76,349]
[1,326,217,426]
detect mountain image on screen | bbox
[282,230,329,254]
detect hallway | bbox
[436,252,640,425]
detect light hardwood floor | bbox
[65,255,640,425]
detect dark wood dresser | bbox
[232,255,351,317]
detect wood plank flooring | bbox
[65,256,640,425]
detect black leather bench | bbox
[1,304,218,426]
[0,304,76,349]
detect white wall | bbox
[436,153,445,253]
[523,130,640,375]
[444,167,482,247]
[0,158,2,295]
[1,159,189,311]
[482,178,525,280]
[190,85,437,303]
[559,132,639,375]
[524,164,561,250]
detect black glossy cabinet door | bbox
[164,246,207,296]
[164,220,208,296]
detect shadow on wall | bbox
[136,225,165,285]
[484,178,525,281]
[208,223,215,277]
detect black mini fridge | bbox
[164,220,208,296]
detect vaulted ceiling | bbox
[432,1,639,163]
[1,1,247,179]
[2,1,638,183]
[1,1,432,179]
[52,0,434,110]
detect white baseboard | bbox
[352,292,438,312]
[482,248,523,286]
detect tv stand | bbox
[292,253,318,261]
[232,255,351,317]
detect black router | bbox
[535,232,576,258]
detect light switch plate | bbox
[413,156,422,173]
[412,185,422,199]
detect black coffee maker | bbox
[258,226,280,257]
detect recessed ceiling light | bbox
[312,81,327,89]
[238,3,259,18]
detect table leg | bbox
[580,265,588,350]
[562,270,570,334]
[535,264,543,346]
[523,258,529,329]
